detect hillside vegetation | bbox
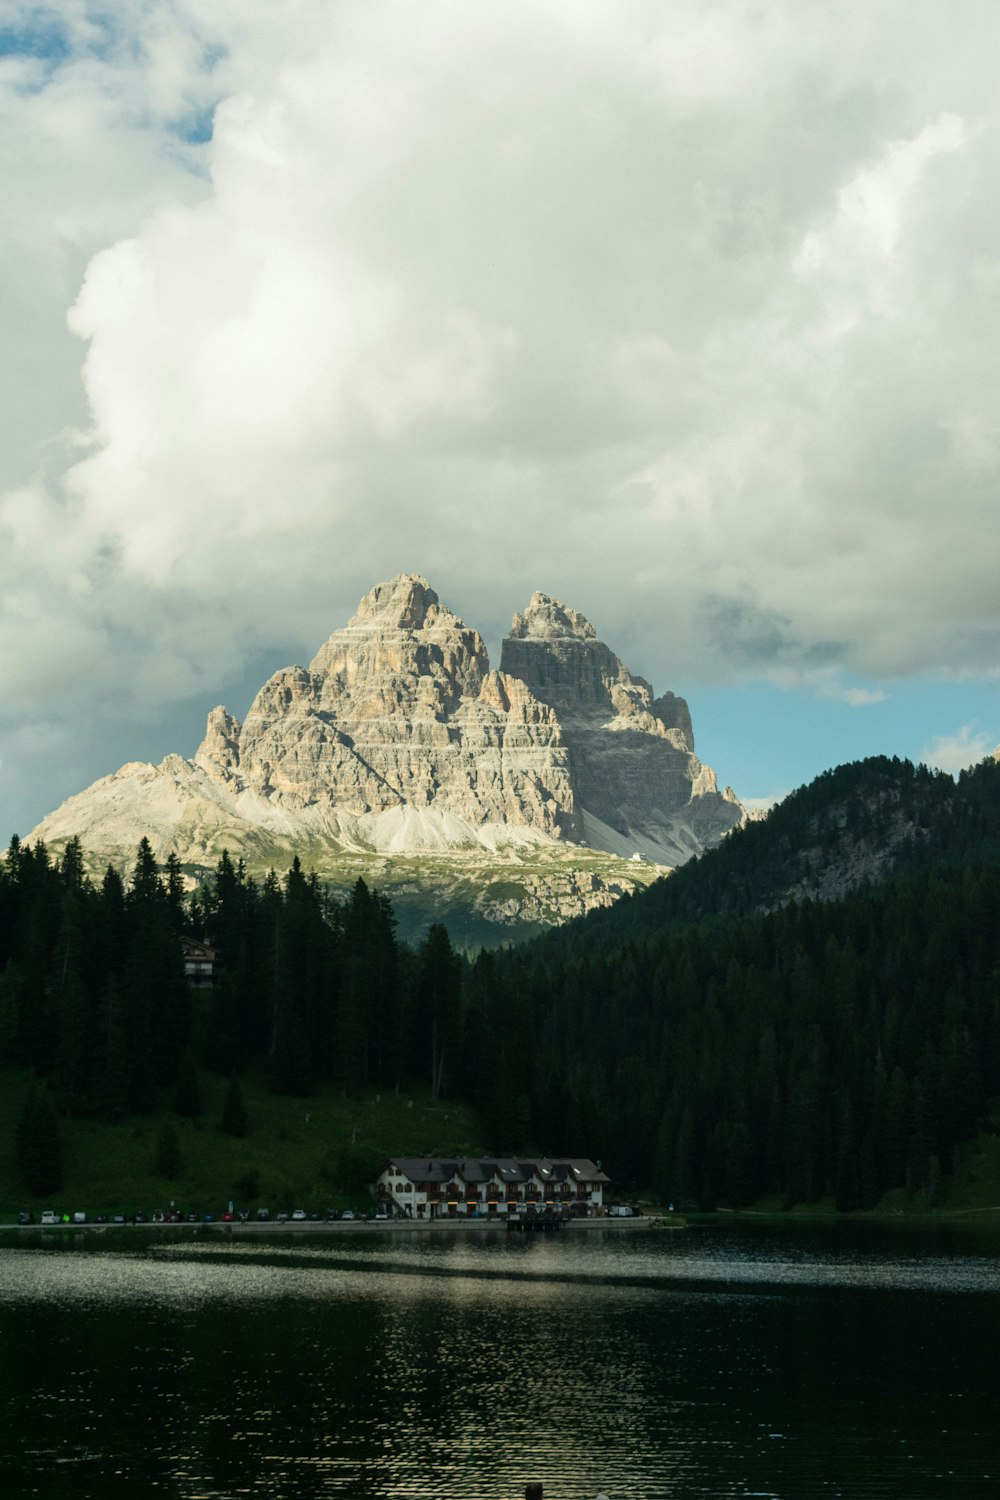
[2,755,999,1216]
[561,754,1000,945]
[0,1061,482,1219]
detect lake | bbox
[0,1220,997,1498]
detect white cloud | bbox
[4,1,1000,834]
[796,113,966,279]
[921,725,997,776]
[820,683,887,709]
[742,792,789,816]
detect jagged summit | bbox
[350,573,441,628]
[500,590,734,858]
[309,573,488,695]
[510,593,599,642]
[28,573,743,890]
[502,590,690,738]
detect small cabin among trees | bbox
[181,938,216,986]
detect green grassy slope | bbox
[117,844,667,949]
[0,1062,486,1221]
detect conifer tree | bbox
[414,923,461,1100]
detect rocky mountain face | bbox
[500,593,740,862]
[202,574,577,843]
[27,574,743,933]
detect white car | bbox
[291,1208,306,1221]
[341,1210,355,1221]
[40,1210,58,1225]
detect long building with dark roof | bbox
[375,1157,609,1218]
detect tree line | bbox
[0,836,465,1192]
[490,865,1000,1208]
[4,751,1000,1207]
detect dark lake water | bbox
[1,1220,997,1498]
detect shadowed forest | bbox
[3,755,1000,1210]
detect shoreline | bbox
[2,1214,663,1235]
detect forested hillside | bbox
[0,835,465,1197]
[492,865,1000,1206]
[484,756,1000,1206]
[3,755,999,1212]
[555,755,1000,947]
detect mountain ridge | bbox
[539,751,1000,952]
[26,574,743,938]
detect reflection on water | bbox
[1,1224,997,1498]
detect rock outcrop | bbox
[27,574,744,915]
[500,592,742,863]
[194,576,577,845]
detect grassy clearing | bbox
[0,1061,486,1222]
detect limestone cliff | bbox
[500,592,743,863]
[194,576,577,844]
[27,574,744,928]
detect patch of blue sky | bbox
[175,43,225,143]
[688,676,1000,804]
[177,102,215,145]
[0,6,122,79]
[0,14,73,67]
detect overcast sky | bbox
[2,0,1000,839]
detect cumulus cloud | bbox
[3,0,1000,832]
[741,791,789,816]
[921,725,997,777]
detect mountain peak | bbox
[30,571,743,884]
[348,574,443,631]
[510,593,597,642]
[309,575,486,682]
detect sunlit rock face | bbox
[214,575,577,840]
[29,574,743,872]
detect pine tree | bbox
[414,924,461,1100]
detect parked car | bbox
[341,1210,355,1221]
[186,1212,199,1223]
[203,1212,215,1223]
[325,1209,340,1221]
[308,1211,323,1222]
[113,1214,125,1225]
[151,1211,165,1224]
[256,1208,270,1222]
[94,1214,109,1224]
[18,1212,33,1225]
[276,1211,289,1223]
[40,1210,58,1226]
[73,1211,87,1224]
[374,1211,390,1221]
[291,1208,306,1221]
[221,1211,234,1222]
